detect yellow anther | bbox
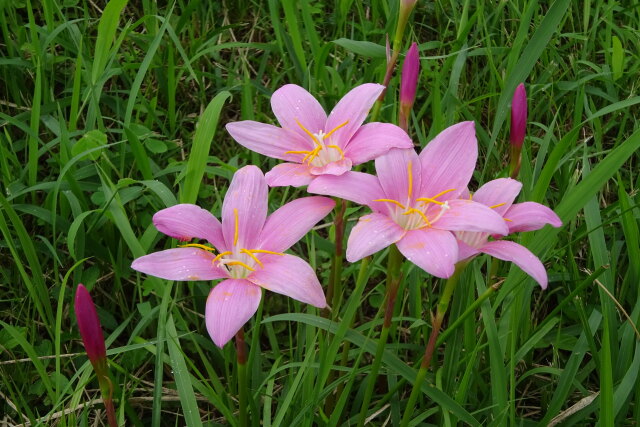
[233,208,239,246]
[179,243,216,251]
[407,161,413,199]
[327,144,345,159]
[226,261,255,271]
[248,249,285,256]
[240,249,263,267]
[295,119,320,145]
[504,218,513,222]
[373,199,407,209]
[323,120,349,139]
[303,146,322,163]
[416,197,444,206]
[403,208,431,227]
[284,150,313,155]
[431,188,456,199]
[212,251,232,263]
[489,202,506,209]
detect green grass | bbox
[1,0,639,425]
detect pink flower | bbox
[131,166,334,347]
[225,84,413,188]
[75,284,107,367]
[400,42,419,110]
[455,178,562,288]
[510,83,527,147]
[308,122,509,278]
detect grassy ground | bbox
[1,0,639,425]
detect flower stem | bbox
[235,328,248,427]
[357,245,403,427]
[509,144,522,179]
[324,199,347,318]
[400,262,466,427]
[95,360,117,427]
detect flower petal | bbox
[346,213,406,262]
[260,196,335,252]
[375,148,421,205]
[472,178,522,215]
[307,171,386,210]
[457,239,481,262]
[205,279,261,347]
[504,202,562,233]
[249,254,326,307]
[480,240,548,288]
[225,121,310,161]
[222,166,268,249]
[265,163,314,188]
[131,248,227,281]
[419,121,477,200]
[325,83,384,145]
[396,228,458,278]
[271,84,327,142]
[309,158,352,176]
[153,204,226,251]
[343,123,414,165]
[434,199,509,235]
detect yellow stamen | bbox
[407,161,413,199]
[233,208,239,246]
[179,243,216,251]
[295,119,320,145]
[248,249,285,256]
[226,261,255,271]
[504,218,513,222]
[430,188,456,199]
[212,251,232,263]
[241,249,263,267]
[284,150,313,155]
[416,197,444,206]
[489,202,506,209]
[403,208,431,227]
[373,198,407,209]
[323,120,349,139]
[327,144,345,159]
[303,146,322,163]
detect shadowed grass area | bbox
[0,0,639,425]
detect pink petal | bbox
[205,279,262,347]
[309,158,352,176]
[307,171,386,210]
[434,199,509,235]
[265,163,314,188]
[472,178,522,215]
[225,121,310,161]
[419,121,477,200]
[456,239,481,262]
[510,83,527,147]
[249,254,326,307]
[270,84,327,142]
[325,83,384,145]
[343,123,414,165]
[396,228,458,278]
[346,213,406,262]
[153,204,226,251]
[221,166,268,249]
[260,196,335,252]
[375,148,421,205]
[131,248,227,281]
[480,240,548,288]
[504,202,562,233]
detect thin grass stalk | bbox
[400,262,466,427]
[236,328,248,427]
[357,245,403,427]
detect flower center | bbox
[373,161,456,230]
[284,119,349,167]
[180,208,284,279]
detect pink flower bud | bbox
[510,83,527,147]
[75,284,107,365]
[400,42,419,108]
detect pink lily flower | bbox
[308,122,510,278]
[455,178,562,288]
[131,166,334,347]
[225,84,413,187]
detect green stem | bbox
[508,144,522,179]
[357,245,403,426]
[400,262,466,427]
[236,329,248,427]
[324,199,347,318]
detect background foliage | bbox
[0,0,639,425]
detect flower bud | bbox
[510,83,527,147]
[399,42,419,131]
[75,284,107,367]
